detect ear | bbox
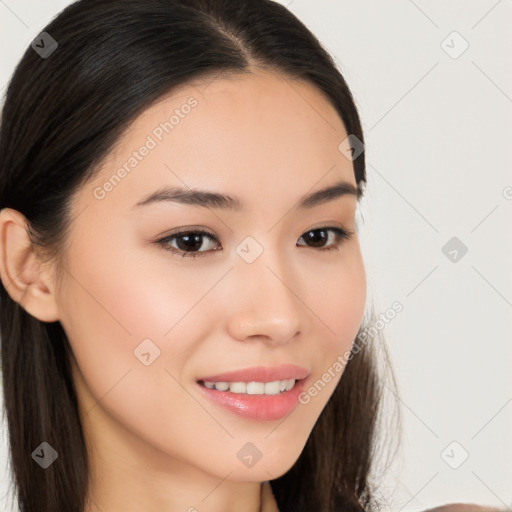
[0,207,60,322]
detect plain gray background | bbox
[1,1,511,510]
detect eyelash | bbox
[155,226,354,259]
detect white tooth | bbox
[246,382,265,394]
[208,380,295,394]
[214,381,229,391]
[229,382,247,393]
[264,380,281,395]
[284,379,295,391]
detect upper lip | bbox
[197,364,310,383]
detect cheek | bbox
[59,257,232,471]
[57,240,257,469]
[57,241,220,406]
[311,248,366,349]
[297,250,366,411]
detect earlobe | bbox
[0,208,60,322]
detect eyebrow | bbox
[132,179,361,211]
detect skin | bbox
[0,68,366,512]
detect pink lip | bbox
[196,376,309,421]
[197,364,310,383]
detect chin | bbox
[227,443,305,482]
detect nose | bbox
[225,250,304,346]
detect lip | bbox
[196,375,309,421]
[197,364,310,383]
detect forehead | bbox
[76,69,355,217]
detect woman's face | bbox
[54,68,366,487]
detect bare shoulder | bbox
[422,504,507,512]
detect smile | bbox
[199,379,297,395]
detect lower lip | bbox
[196,378,308,421]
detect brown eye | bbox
[156,230,219,258]
[297,227,353,252]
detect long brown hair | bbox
[0,1,401,510]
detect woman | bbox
[0,1,503,511]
